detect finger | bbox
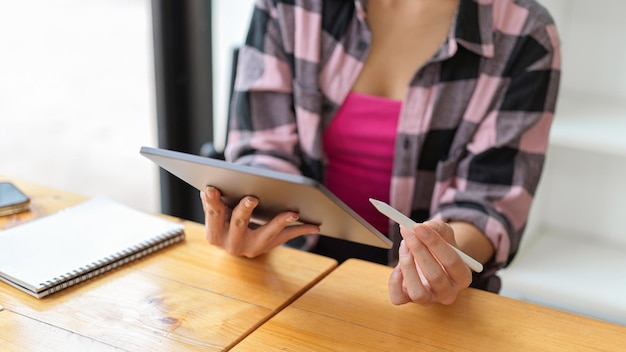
[202,186,227,246]
[388,263,410,305]
[258,211,300,242]
[412,224,469,304]
[276,223,321,247]
[226,196,258,254]
[418,221,470,282]
[402,224,459,302]
[250,212,320,253]
[424,219,456,245]
[397,239,433,305]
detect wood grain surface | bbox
[233,258,626,352]
[0,176,337,351]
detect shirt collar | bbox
[450,0,495,58]
[354,0,367,22]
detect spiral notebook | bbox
[0,197,185,298]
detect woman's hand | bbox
[200,186,320,258]
[388,219,473,305]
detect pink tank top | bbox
[323,92,401,234]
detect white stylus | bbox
[369,198,483,273]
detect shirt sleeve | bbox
[224,0,303,175]
[433,18,562,277]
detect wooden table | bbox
[0,177,337,351]
[233,259,626,352]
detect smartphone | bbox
[0,182,31,216]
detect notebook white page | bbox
[0,196,184,296]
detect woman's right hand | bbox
[200,186,320,258]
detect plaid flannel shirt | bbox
[225,0,561,288]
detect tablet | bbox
[140,146,392,249]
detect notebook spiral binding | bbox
[36,229,185,297]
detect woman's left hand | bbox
[388,219,473,305]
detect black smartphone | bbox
[0,182,31,216]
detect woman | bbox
[201,0,560,305]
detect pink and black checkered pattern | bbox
[225,0,561,288]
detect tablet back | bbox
[140,146,392,249]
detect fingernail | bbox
[244,197,257,208]
[286,214,299,223]
[206,186,216,199]
[399,240,408,256]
